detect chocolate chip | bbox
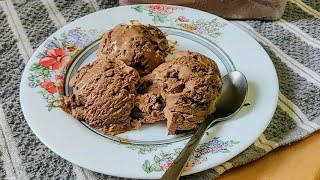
[171,84,185,93]
[124,85,130,91]
[111,90,117,95]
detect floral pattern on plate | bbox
[142,137,239,173]
[126,144,170,154]
[28,28,102,111]
[132,4,181,23]
[177,18,227,39]
[132,5,227,40]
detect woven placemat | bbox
[0,0,319,179]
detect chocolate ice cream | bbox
[63,57,141,135]
[97,24,169,75]
[132,85,166,124]
[64,21,222,136]
[135,51,222,134]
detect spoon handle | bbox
[161,117,221,180]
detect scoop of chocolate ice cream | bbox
[135,51,222,134]
[63,58,141,135]
[97,24,169,75]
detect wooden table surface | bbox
[217,131,320,180]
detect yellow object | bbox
[179,24,197,31]
[218,131,320,180]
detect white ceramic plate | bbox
[20,4,278,179]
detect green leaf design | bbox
[42,68,50,77]
[142,161,148,172]
[230,140,239,144]
[195,19,205,25]
[145,160,151,172]
[154,155,160,163]
[62,41,67,47]
[139,149,146,154]
[158,16,165,23]
[30,63,51,78]
[133,5,143,13]
[212,137,219,140]
[219,149,230,153]
[30,63,41,71]
[150,163,162,172]
[210,19,218,23]
[152,15,166,24]
[208,32,222,39]
[35,79,41,86]
[152,16,157,23]
[35,68,43,74]
[48,103,53,111]
[28,74,35,81]
[37,90,46,94]
[52,102,61,108]
[61,32,68,39]
[70,50,80,57]
[142,160,151,173]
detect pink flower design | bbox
[147,5,177,16]
[162,161,173,171]
[148,5,165,11]
[40,79,58,94]
[39,48,71,70]
[177,16,189,22]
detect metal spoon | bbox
[161,71,248,180]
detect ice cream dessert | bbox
[63,57,141,135]
[63,23,222,136]
[133,51,222,134]
[97,24,169,75]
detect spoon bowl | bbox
[215,71,248,119]
[161,71,248,180]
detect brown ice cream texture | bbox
[63,57,140,135]
[97,24,169,75]
[134,51,222,134]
